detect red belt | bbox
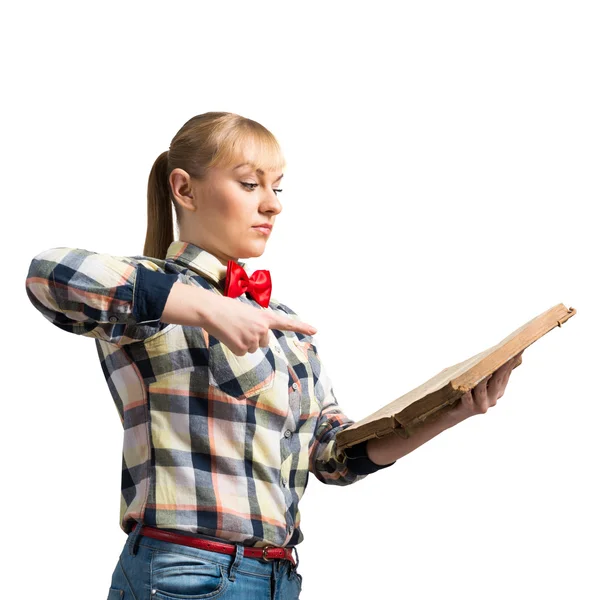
[138,525,297,566]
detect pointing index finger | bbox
[270,313,317,336]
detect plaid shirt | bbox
[25,240,395,548]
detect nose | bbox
[262,191,282,216]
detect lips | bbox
[253,225,272,234]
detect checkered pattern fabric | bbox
[25,240,395,548]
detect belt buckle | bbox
[262,545,277,562]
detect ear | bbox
[171,169,197,213]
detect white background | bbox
[3,1,598,598]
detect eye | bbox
[241,182,283,196]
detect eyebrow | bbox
[233,162,284,182]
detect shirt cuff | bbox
[133,264,180,323]
[343,439,397,475]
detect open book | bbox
[336,303,576,452]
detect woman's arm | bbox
[366,351,524,465]
[25,247,181,345]
[366,410,461,465]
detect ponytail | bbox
[144,150,174,259]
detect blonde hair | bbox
[144,112,287,258]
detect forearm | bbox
[366,410,462,465]
[161,281,215,327]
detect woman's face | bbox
[171,158,284,264]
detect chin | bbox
[237,240,268,260]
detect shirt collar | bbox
[165,240,247,285]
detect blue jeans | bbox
[106,524,303,599]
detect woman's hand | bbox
[447,350,525,425]
[197,290,317,356]
[367,350,526,465]
[162,283,318,355]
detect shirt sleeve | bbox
[25,246,182,345]
[307,346,397,485]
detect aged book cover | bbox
[336,303,576,452]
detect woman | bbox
[25,112,522,600]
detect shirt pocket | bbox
[291,338,316,360]
[291,338,320,381]
[208,338,276,401]
[142,324,207,383]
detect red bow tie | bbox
[223,260,272,308]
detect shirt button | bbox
[288,525,294,533]
[292,383,298,391]
[284,430,292,439]
[108,315,118,323]
[274,346,281,353]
